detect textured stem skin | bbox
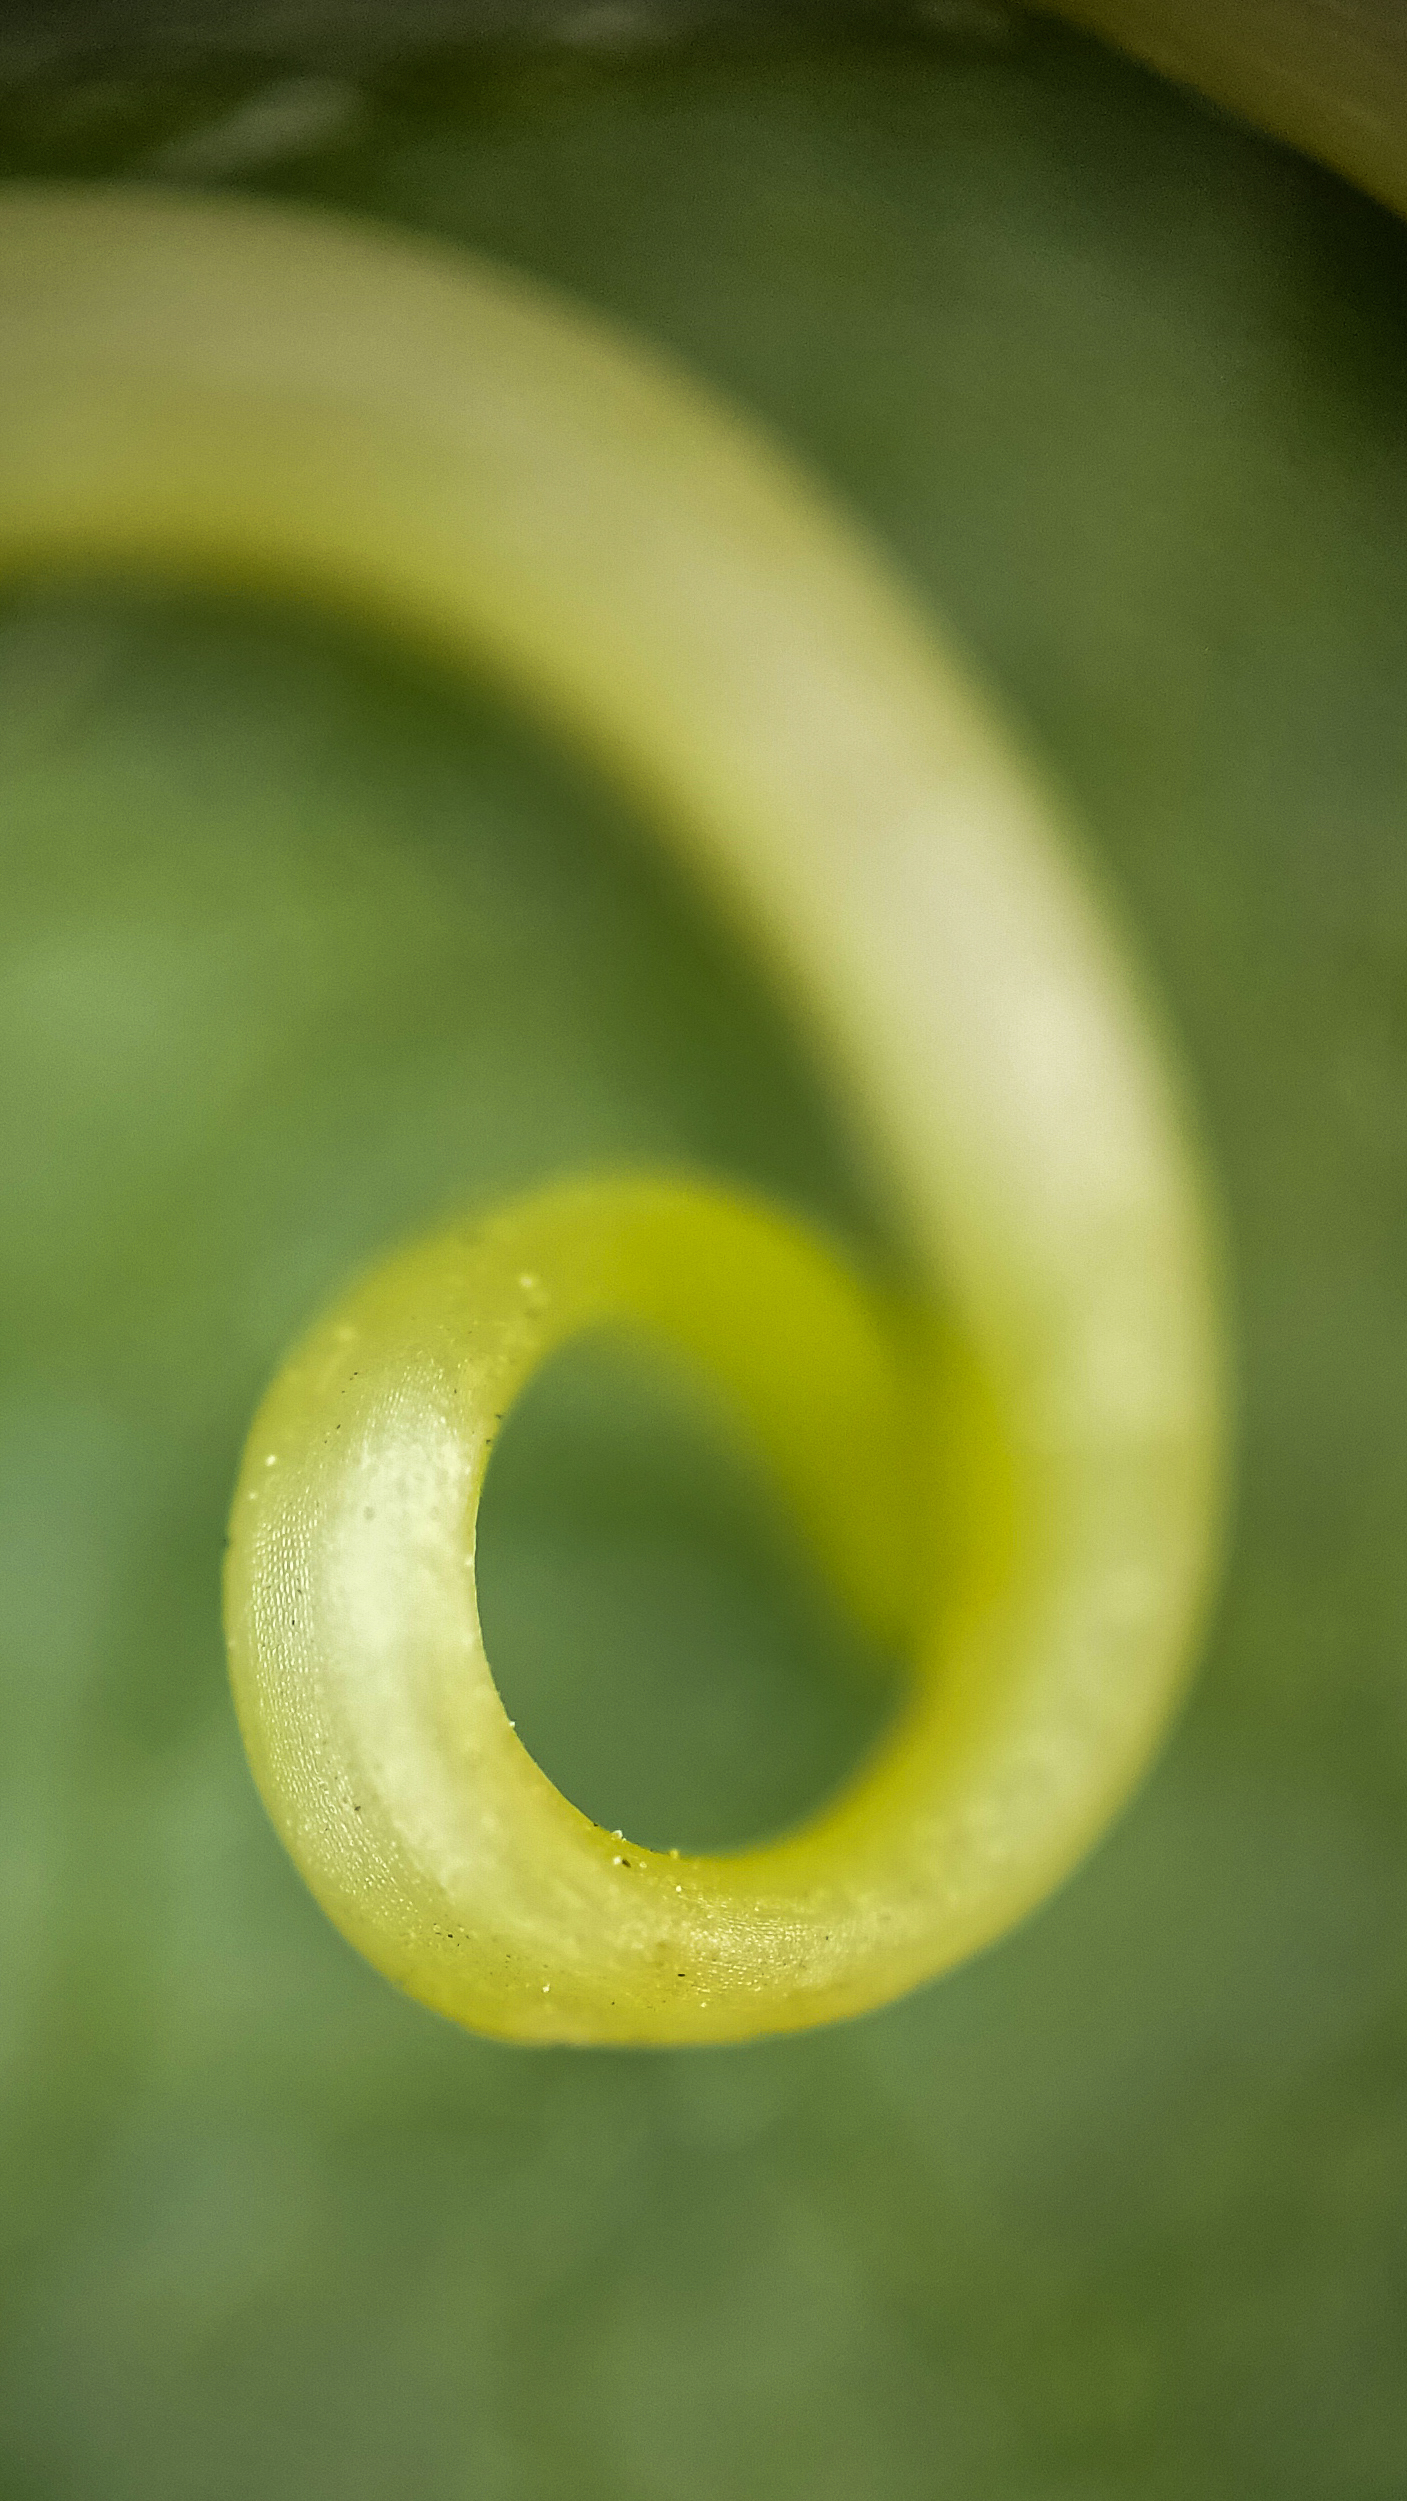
[0,186,1224,2042]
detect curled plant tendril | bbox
[0,184,1224,2044]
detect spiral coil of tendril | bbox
[0,184,1223,2044]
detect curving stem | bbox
[0,185,1225,2042]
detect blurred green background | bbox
[2,9,1407,2496]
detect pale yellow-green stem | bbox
[1047,0,1407,228]
[0,185,1224,2043]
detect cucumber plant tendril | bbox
[0,185,1225,2045]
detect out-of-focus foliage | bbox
[1,16,1406,2498]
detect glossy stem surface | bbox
[0,186,1224,2041]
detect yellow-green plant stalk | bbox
[1048,0,1407,224]
[0,183,1224,2044]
